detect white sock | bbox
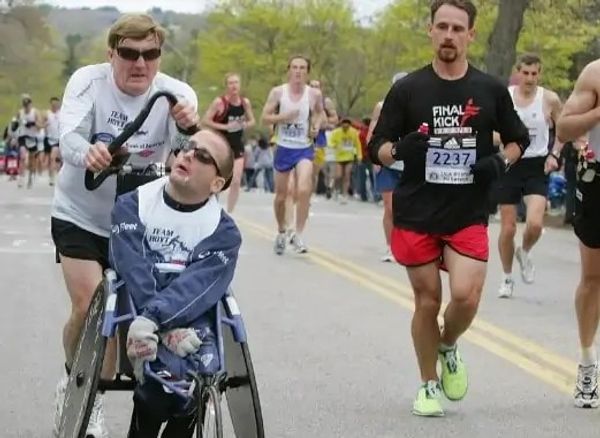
[581,346,597,366]
[502,273,513,283]
[439,343,455,353]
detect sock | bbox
[581,346,597,366]
[439,342,455,353]
[502,272,513,283]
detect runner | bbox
[367,72,407,262]
[261,55,324,254]
[43,96,61,186]
[51,14,198,437]
[329,117,362,204]
[497,53,563,298]
[309,79,338,196]
[556,57,600,408]
[16,93,42,189]
[369,0,529,416]
[201,72,256,213]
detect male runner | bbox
[201,72,256,213]
[329,117,362,204]
[369,0,529,416]
[261,55,324,254]
[110,129,238,437]
[556,57,600,409]
[51,14,198,437]
[16,93,42,188]
[367,72,407,262]
[43,96,61,186]
[497,53,563,298]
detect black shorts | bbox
[574,177,600,248]
[44,138,59,154]
[18,136,39,153]
[496,156,548,205]
[51,217,110,269]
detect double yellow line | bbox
[237,217,578,395]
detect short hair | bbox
[107,14,166,49]
[430,0,477,29]
[516,53,542,71]
[50,97,60,102]
[287,55,311,73]
[224,72,240,85]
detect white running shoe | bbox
[498,278,515,299]
[52,371,68,437]
[381,248,394,263]
[85,393,109,438]
[274,232,286,255]
[515,247,535,284]
[290,233,308,254]
[574,363,599,409]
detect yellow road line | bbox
[237,217,577,394]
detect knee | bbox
[274,193,286,205]
[71,296,92,322]
[415,294,442,315]
[452,288,482,311]
[526,219,544,236]
[500,221,517,238]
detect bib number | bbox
[342,140,354,152]
[425,148,476,185]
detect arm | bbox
[548,90,565,155]
[365,102,383,145]
[168,85,199,151]
[201,97,229,131]
[109,193,160,311]
[59,68,96,167]
[261,87,287,125]
[242,97,256,129]
[368,90,404,166]
[142,216,242,330]
[323,97,339,129]
[557,62,600,142]
[496,87,530,164]
[354,129,363,161]
[35,108,45,130]
[310,89,325,136]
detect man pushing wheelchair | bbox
[109,129,239,437]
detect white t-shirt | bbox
[46,109,60,143]
[275,84,311,149]
[51,63,198,237]
[509,86,550,159]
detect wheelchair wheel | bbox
[58,282,107,438]
[197,384,223,438]
[223,327,265,438]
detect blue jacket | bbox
[109,177,241,377]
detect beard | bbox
[437,46,458,63]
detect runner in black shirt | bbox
[369,0,529,417]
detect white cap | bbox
[391,72,408,84]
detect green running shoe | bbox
[439,346,468,401]
[412,380,444,417]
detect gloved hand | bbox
[160,328,202,358]
[126,316,159,384]
[391,132,430,162]
[470,153,507,184]
[25,121,36,128]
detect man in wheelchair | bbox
[109,129,239,437]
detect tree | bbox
[63,33,82,80]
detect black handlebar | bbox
[84,91,198,191]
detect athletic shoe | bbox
[52,370,68,437]
[412,380,444,417]
[574,363,599,408]
[498,278,515,299]
[85,393,108,438]
[515,247,535,284]
[439,345,468,401]
[274,232,286,255]
[290,233,308,254]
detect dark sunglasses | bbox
[116,46,161,62]
[175,145,222,177]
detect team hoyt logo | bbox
[431,98,481,136]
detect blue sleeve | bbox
[142,214,241,330]
[109,192,159,310]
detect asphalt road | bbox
[1,176,599,437]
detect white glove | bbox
[160,328,202,358]
[126,316,159,383]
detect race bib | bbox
[281,123,305,139]
[342,139,354,152]
[425,137,476,185]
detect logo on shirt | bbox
[147,228,193,264]
[90,132,115,145]
[432,98,480,135]
[107,110,129,129]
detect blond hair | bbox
[107,14,166,49]
[224,72,241,85]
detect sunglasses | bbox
[175,145,222,177]
[116,46,161,62]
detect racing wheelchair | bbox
[56,91,264,438]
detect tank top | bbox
[18,108,38,138]
[509,86,550,158]
[275,84,311,149]
[46,109,60,143]
[220,99,245,151]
